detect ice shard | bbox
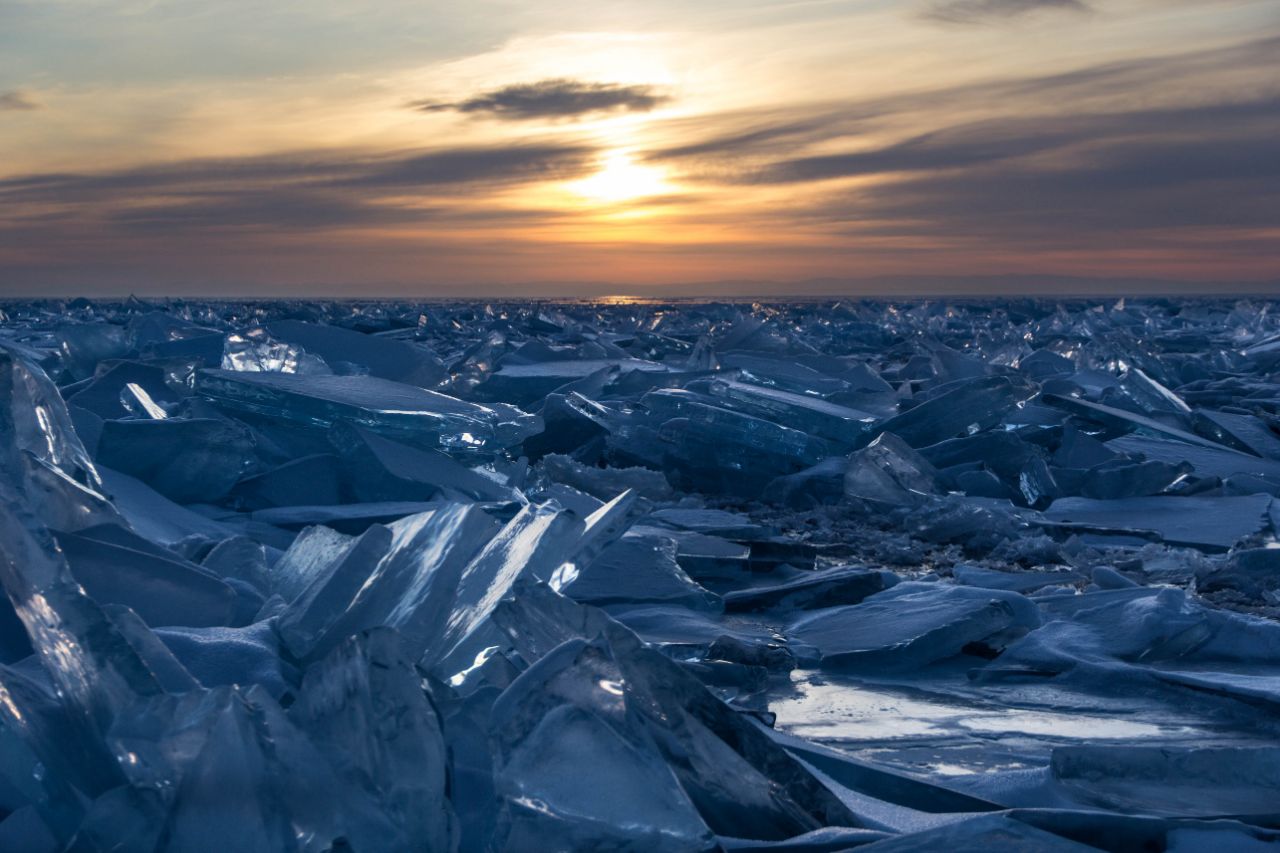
[843,433,941,508]
[1043,494,1273,550]
[723,566,899,613]
[329,423,519,503]
[267,318,446,387]
[302,503,500,662]
[641,389,834,496]
[788,583,1038,670]
[54,529,236,628]
[106,685,407,852]
[195,368,541,455]
[0,349,122,533]
[488,638,714,852]
[865,376,1038,449]
[701,378,876,447]
[431,491,636,674]
[221,327,332,375]
[563,534,722,611]
[290,628,455,851]
[477,358,673,407]
[275,523,393,661]
[94,418,257,503]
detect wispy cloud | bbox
[645,36,1280,171]
[743,97,1279,185]
[631,32,1280,272]
[924,0,1091,24]
[412,79,671,120]
[0,90,40,111]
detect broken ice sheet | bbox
[8,297,1280,850]
[477,357,673,407]
[723,566,899,613]
[487,595,861,841]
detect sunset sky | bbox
[1,0,1277,295]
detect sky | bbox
[0,0,1277,296]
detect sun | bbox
[571,151,667,204]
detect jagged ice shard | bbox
[0,298,1279,851]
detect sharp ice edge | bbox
[0,298,1277,850]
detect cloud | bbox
[742,96,1280,185]
[412,79,671,120]
[644,36,1280,173]
[0,90,39,111]
[0,142,595,204]
[337,144,595,187]
[0,142,596,236]
[752,123,1078,183]
[737,99,1280,264]
[924,0,1091,24]
[645,112,848,162]
[633,37,1280,267]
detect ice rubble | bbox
[0,298,1279,851]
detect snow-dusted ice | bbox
[1,297,1279,851]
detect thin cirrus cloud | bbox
[412,79,672,120]
[924,0,1091,24]
[0,90,40,111]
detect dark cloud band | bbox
[412,79,671,120]
[924,0,1091,24]
[0,143,596,235]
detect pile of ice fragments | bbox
[0,296,1279,851]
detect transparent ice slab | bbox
[195,368,541,455]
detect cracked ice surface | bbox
[0,297,1279,851]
